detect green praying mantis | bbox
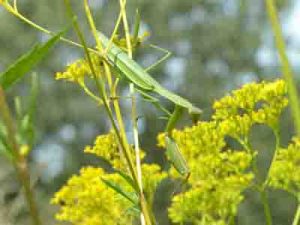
[97,31,201,179]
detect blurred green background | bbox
[0,0,299,224]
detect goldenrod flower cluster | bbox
[269,137,300,197]
[52,79,291,224]
[160,121,254,224]
[213,80,287,137]
[51,167,132,225]
[84,131,122,169]
[112,32,149,52]
[52,132,167,224]
[158,79,288,224]
[141,164,167,205]
[56,53,102,83]
[83,131,167,200]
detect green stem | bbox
[238,137,272,225]
[63,2,155,224]
[263,127,280,188]
[3,4,101,56]
[0,87,41,225]
[265,0,300,136]
[130,84,146,225]
[260,190,273,225]
[238,137,259,175]
[293,204,300,225]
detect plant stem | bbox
[17,160,41,225]
[130,84,146,225]
[238,137,272,225]
[64,1,154,224]
[265,0,300,136]
[293,204,300,225]
[118,1,155,224]
[260,190,272,225]
[83,1,130,161]
[3,4,101,56]
[0,87,41,225]
[119,0,133,58]
[263,127,280,188]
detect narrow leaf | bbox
[114,169,139,192]
[101,178,138,205]
[0,32,62,90]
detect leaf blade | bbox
[0,32,62,90]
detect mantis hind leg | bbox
[145,44,172,72]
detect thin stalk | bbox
[0,87,41,225]
[238,137,259,175]
[292,204,300,225]
[263,127,280,189]
[130,84,145,225]
[63,2,154,224]
[118,1,154,224]
[1,4,102,56]
[63,0,136,181]
[119,0,133,58]
[238,137,272,225]
[265,0,300,136]
[0,88,19,160]
[260,190,272,225]
[83,1,131,162]
[83,0,113,87]
[119,1,155,224]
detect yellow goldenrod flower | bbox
[157,120,254,223]
[269,137,300,197]
[112,32,150,52]
[20,144,30,157]
[56,54,102,83]
[141,164,167,204]
[51,167,133,225]
[84,131,121,168]
[213,79,287,136]
[84,131,149,171]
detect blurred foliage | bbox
[0,0,297,224]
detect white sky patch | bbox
[89,0,106,9]
[169,14,192,32]
[174,40,192,56]
[58,124,76,142]
[79,122,98,140]
[33,141,66,183]
[257,0,300,69]
[284,0,300,45]
[223,0,238,16]
[163,57,186,91]
[206,58,229,76]
[235,72,258,86]
[190,6,207,25]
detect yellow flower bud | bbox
[20,145,30,157]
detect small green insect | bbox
[165,135,190,177]
[98,31,202,115]
[97,32,198,180]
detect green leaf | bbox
[101,178,138,205]
[125,204,141,216]
[0,32,62,90]
[25,73,39,146]
[0,123,13,160]
[114,169,139,192]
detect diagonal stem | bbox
[0,87,41,225]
